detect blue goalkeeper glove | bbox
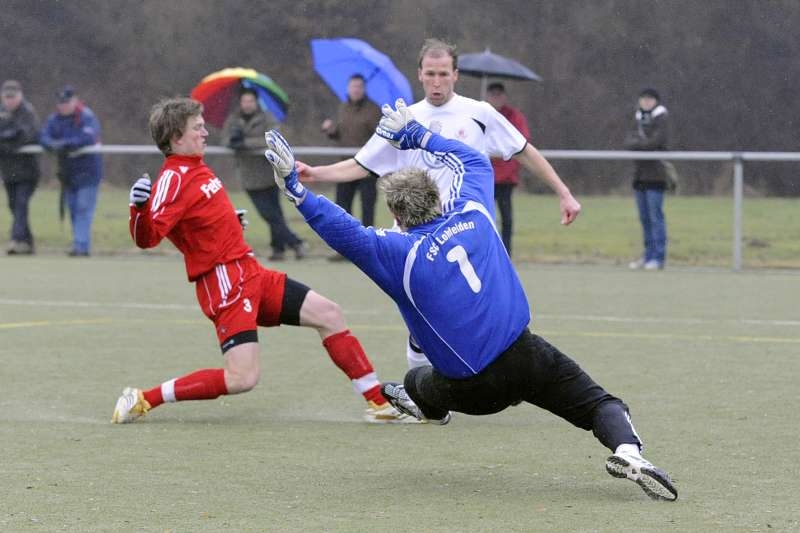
[129,173,151,207]
[375,98,432,150]
[264,130,307,205]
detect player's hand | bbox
[560,193,582,225]
[375,98,431,150]
[129,173,151,207]
[295,160,316,183]
[264,130,307,205]
[235,208,249,231]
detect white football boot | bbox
[606,450,678,501]
[111,387,151,424]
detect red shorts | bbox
[195,256,286,344]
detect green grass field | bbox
[1,254,798,532]
[1,186,799,268]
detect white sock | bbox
[615,443,642,458]
[406,341,432,369]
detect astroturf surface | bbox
[1,255,798,532]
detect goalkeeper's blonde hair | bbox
[380,168,441,228]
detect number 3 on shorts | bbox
[243,298,253,313]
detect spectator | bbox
[222,88,306,261]
[0,80,40,255]
[485,82,530,257]
[321,73,382,260]
[40,86,102,257]
[624,87,670,270]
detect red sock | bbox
[142,386,164,409]
[143,368,228,408]
[322,330,386,405]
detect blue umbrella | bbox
[310,38,413,107]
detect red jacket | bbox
[130,154,252,281]
[491,105,530,185]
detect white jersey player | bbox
[355,93,526,213]
[297,38,582,368]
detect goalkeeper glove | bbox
[264,130,307,205]
[129,174,151,207]
[375,98,432,150]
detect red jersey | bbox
[130,154,252,281]
[491,105,530,185]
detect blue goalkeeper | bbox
[263,100,677,501]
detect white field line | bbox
[0,297,798,328]
[0,297,196,311]
[536,313,800,328]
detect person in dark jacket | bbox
[0,80,40,255]
[222,88,306,261]
[321,74,382,229]
[624,88,669,270]
[40,86,103,256]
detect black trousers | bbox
[246,187,303,253]
[404,330,641,451]
[494,183,514,257]
[335,175,377,227]
[3,179,37,245]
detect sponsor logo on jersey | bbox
[434,220,476,246]
[425,220,476,261]
[200,176,223,198]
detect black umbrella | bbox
[458,48,542,98]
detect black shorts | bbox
[278,277,310,326]
[404,329,619,428]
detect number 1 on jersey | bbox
[446,245,482,293]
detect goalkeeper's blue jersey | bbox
[298,134,531,379]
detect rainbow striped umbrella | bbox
[190,67,289,127]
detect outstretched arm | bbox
[295,158,370,183]
[264,130,400,288]
[514,144,581,225]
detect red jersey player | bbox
[111,97,412,424]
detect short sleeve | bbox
[481,103,527,161]
[354,134,400,176]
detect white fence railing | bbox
[18,145,800,270]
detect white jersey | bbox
[355,93,527,212]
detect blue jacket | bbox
[40,103,102,187]
[297,133,531,379]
